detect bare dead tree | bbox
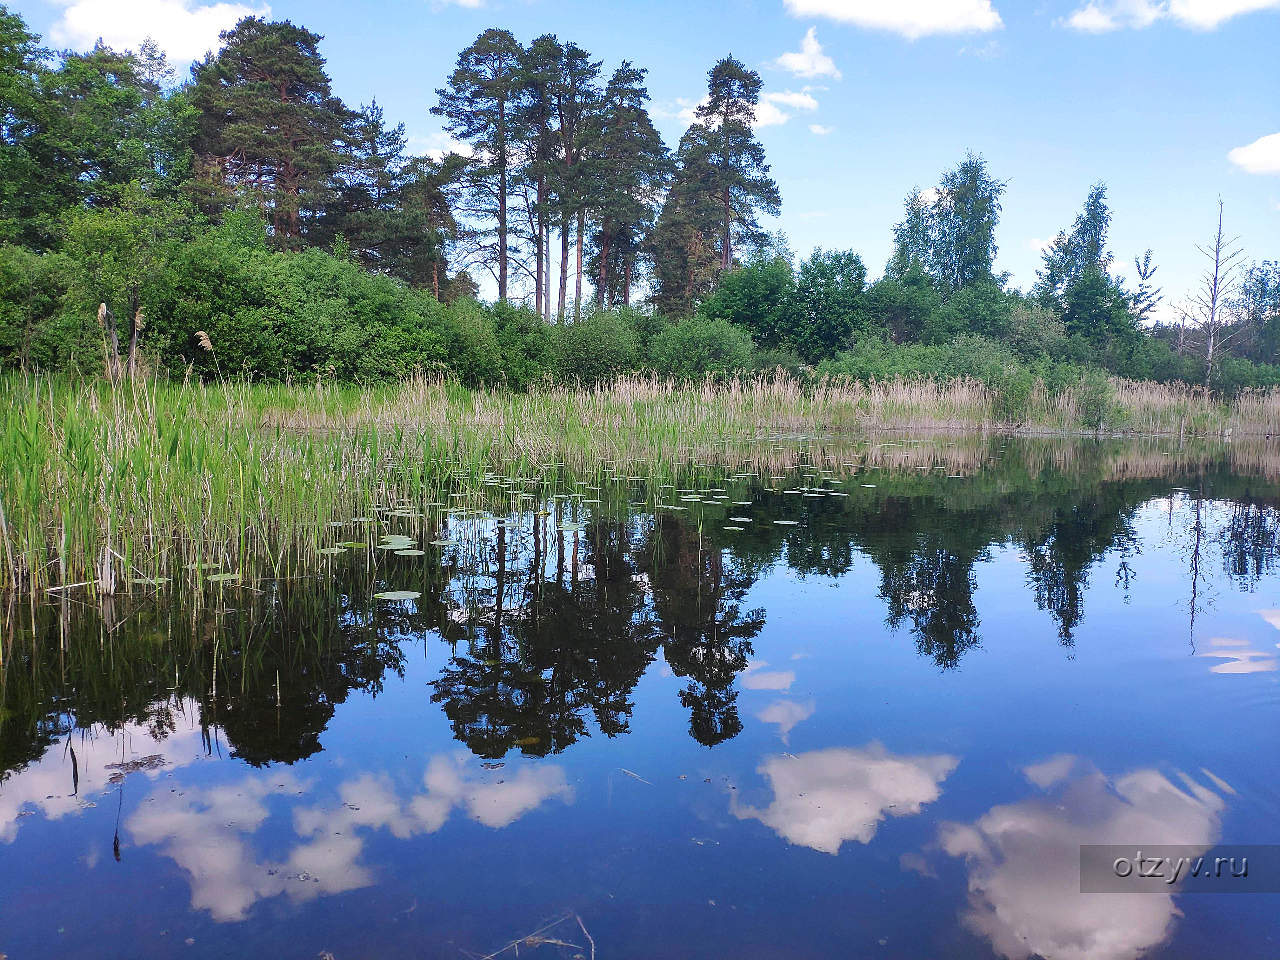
[1180,199,1246,387]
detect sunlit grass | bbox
[0,371,1274,597]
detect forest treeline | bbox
[1,5,1277,392]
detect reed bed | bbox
[1,372,1275,598]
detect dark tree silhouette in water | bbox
[645,515,764,746]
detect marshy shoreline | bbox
[2,372,1277,598]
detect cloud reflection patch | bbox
[732,743,958,854]
[127,752,572,921]
[938,756,1227,960]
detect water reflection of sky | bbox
[3,465,1279,959]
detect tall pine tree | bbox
[191,18,348,244]
[585,63,669,308]
[432,28,523,301]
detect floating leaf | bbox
[394,549,425,556]
[773,520,799,526]
[318,547,346,555]
[374,590,420,601]
[207,573,241,583]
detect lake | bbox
[2,435,1278,959]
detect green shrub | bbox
[553,309,639,384]
[647,316,754,379]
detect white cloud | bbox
[1228,132,1280,175]
[407,131,474,161]
[939,756,1227,960]
[48,0,268,64]
[732,743,958,854]
[1198,636,1278,673]
[776,27,842,79]
[1169,0,1280,28]
[1062,0,1162,31]
[1061,0,1280,31]
[673,91,819,129]
[1029,237,1053,254]
[766,89,820,111]
[809,123,835,135]
[742,659,799,687]
[782,0,1003,39]
[756,90,821,128]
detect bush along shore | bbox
[1,373,1276,599]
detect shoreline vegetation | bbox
[1,373,1278,599]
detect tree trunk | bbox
[544,228,553,321]
[126,310,143,380]
[432,261,439,301]
[597,228,609,309]
[722,186,732,271]
[534,177,546,318]
[574,208,584,321]
[623,258,632,308]
[98,303,120,382]
[497,106,508,301]
[557,217,570,322]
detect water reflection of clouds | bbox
[126,752,572,922]
[733,744,958,855]
[938,756,1227,960]
[1199,637,1278,674]
[0,710,206,844]
[754,698,815,742]
[742,660,796,691]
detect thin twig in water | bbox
[575,915,596,960]
[620,767,650,784]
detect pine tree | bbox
[689,56,779,273]
[432,28,523,301]
[513,34,562,320]
[191,17,348,244]
[649,128,721,316]
[386,154,463,299]
[323,100,408,268]
[585,63,669,308]
[543,41,601,320]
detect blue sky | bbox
[14,0,1280,315]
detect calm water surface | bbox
[2,436,1278,959]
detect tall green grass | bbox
[0,372,1274,597]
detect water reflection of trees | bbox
[5,443,1280,778]
[430,511,764,755]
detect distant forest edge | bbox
[1,7,1277,396]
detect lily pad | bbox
[318,546,347,555]
[394,549,425,556]
[374,590,421,601]
[207,572,241,583]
